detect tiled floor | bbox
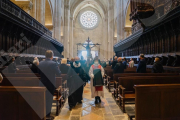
[53,83,128,120]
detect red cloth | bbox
[95,86,103,91]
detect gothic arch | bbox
[124,0,133,28]
[45,0,53,30]
[70,0,108,20]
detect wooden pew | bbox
[0,77,62,88]
[2,73,68,103]
[132,84,180,120]
[60,74,68,101]
[113,73,179,99]
[0,77,63,115]
[1,73,40,77]
[0,86,46,120]
[106,68,153,92]
[16,69,33,73]
[118,76,180,112]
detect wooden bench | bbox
[0,77,63,115]
[0,86,46,120]
[132,84,180,120]
[106,68,153,92]
[60,74,68,101]
[1,73,40,77]
[112,73,179,99]
[118,76,180,112]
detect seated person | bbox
[0,73,3,83]
[8,57,18,73]
[137,54,146,73]
[59,58,69,74]
[113,57,124,73]
[129,58,134,68]
[111,56,118,69]
[152,57,164,73]
[55,58,60,65]
[122,57,127,69]
[31,57,39,73]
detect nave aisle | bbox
[53,83,129,120]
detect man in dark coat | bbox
[38,50,61,119]
[113,57,124,73]
[67,56,85,111]
[152,57,164,73]
[111,56,118,69]
[122,57,127,69]
[137,54,147,73]
[109,58,112,66]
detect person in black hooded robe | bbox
[67,56,85,111]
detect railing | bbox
[0,0,52,37]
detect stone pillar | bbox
[53,0,62,43]
[31,0,36,19]
[63,0,70,58]
[108,1,114,59]
[36,0,45,25]
[116,0,124,42]
[102,18,108,60]
[69,17,74,58]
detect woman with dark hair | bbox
[89,56,104,104]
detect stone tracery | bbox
[80,11,98,28]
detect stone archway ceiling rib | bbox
[70,0,108,20]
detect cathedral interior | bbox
[1,0,180,120]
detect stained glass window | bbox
[80,11,98,28]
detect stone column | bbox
[116,0,124,42]
[31,0,36,19]
[36,0,45,25]
[102,18,108,60]
[53,0,62,43]
[69,17,74,58]
[107,0,115,59]
[63,0,70,58]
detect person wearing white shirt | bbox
[129,58,134,68]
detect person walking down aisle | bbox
[89,57,105,104]
[67,56,86,111]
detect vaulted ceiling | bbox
[69,0,109,19]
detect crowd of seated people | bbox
[109,54,164,74]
